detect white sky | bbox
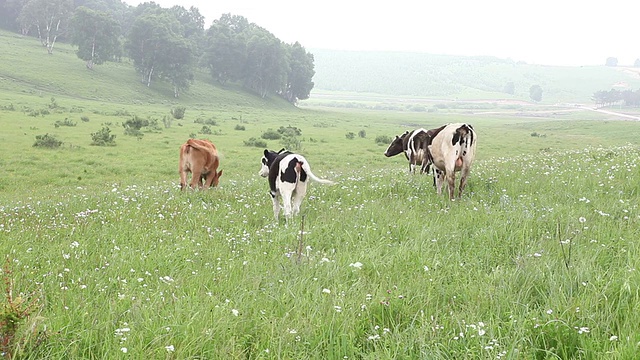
[122,0,640,66]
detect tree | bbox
[126,10,195,95]
[18,0,73,54]
[282,42,315,104]
[503,81,515,95]
[70,6,120,69]
[529,85,543,102]
[202,14,249,85]
[605,57,618,67]
[243,25,288,98]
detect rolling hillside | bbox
[310,49,640,104]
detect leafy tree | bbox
[18,0,73,54]
[605,57,618,67]
[282,42,315,104]
[202,14,249,85]
[126,10,195,95]
[70,6,120,69]
[168,5,204,55]
[529,85,543,102]
[243,25,287,98]
[503,81,515,95]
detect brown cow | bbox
[179,139,223,190]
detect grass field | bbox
[1,29,640,359]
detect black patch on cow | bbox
[280,158,300,184]
[266,150,293,194]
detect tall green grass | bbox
[2,26,640,359]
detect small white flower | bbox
[322,288,331,294]
[231,309,239,316]
[120,347,128,353]
[546,309,553,315]
[478,329,486,336]
[165,345,175,352]
[424,266,429,271]
[609,335,618,341]
[579,217,587,223]
[349,262,363,269]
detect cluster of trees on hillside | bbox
[0,0,314,102]
[592,89,640,107]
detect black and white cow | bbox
[259,148,335,220]
[426,123,477,200]
[384,126,446,174]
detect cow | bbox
[179,139,223,190]
[384,126,446,174]
[259,148,335,221]
[426,123,477,200]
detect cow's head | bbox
[211,170,223,187]
[259,148,287,177]
[384,132,408,157]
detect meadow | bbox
[1,29,640,359]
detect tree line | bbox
[592,89,640,108]
[0,0,315,102]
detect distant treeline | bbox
[592,89,640,107]
[0,0,314,102]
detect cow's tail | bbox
[300,161,335,185]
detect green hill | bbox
[0,29,292,110]
[310,49,640,103]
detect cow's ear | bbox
[395,135,399,139]
[264,149,269,156]
[278,148,285,153]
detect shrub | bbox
[281,135,302,151]
[278,126,302,136]
[33,133,63,148]
[345,132,355,140]
[261,129,281,140]
[91,126,116,146]
[54,118,76,128]
[358,130,367,138]
[1,103,15,111]
[235,124,246,131]
[375,135,393,145]
[171,106,186,120]
[200,126,212,134]
[194,118,217,126]
[123,116,149,131]
[80,116,90,122]
[146,119,163,133]
[244,137,267,147]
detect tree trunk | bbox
[146,66,154,87]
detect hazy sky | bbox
[122,0,639,66]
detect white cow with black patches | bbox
[259,149,335,220]
[427,123,477,200]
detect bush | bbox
[171,106,186,120]
[278,126,302,136]
[345,132,355,140]
[194,118,217,126]
[261,129,282,140]
[200,126,212,134]
[123,116,149,131]
[33,133,63,148]
[91,126,116,146]
[358,130,367,138]
[162,115,172,128]
[281,135,302,151]
[244,137,267,148]
[235,124,246,131]
[80,116,90,122]
[54,118,76,127]
[375,135,393,145]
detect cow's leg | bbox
[446,171,456,200]
[179,169,188,191]
[190,169,202,189]
[271,191,281,220]
[280,184,295,219]
[292,182,308,216]
[202,171,214,189]
[458,165,471,198]
[435,169,444,195]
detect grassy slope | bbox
[1,29,640,359]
